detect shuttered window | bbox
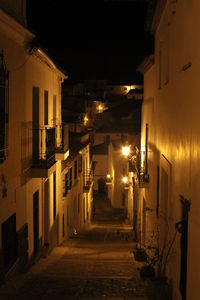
[44,90,48,125]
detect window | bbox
[67,206,69,226]
[161,168,169,220]
[44,90,48,125]
[64,173,68,194]
[156,165,160,217]
[53,95,57,125]
[0,51,9,163]
[74,160,77,179]
[78,154,82,173]
[145,124,149,175]
[69,167,72,188]
[78,194,80,213]
[83,198,85,224]
[62,214,64,237]
[53,171,56,220]
[33,87,39,162]
[165,35,170,84]
[158,41,163,89]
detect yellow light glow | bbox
[141,150,144,169]
[126,86,131,93]
[106,174,111,179]
[122,176,128,184]
[84,115,88,125]
[98,105,103,112]
[122,146,130,157]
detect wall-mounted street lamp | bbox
[106,173,113,185]
[122,176,130,190]
[84,115,89,126]
[122,146,130,157]
[97,104,103,113]
[121,144,149,185]
[122,176,128,184]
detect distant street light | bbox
[122,176,128,184]
[106,173,113,185]
[122,146,130,157]
[98,104,103,113]
[84,115,89,126]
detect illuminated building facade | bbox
[137,0,200,299]
[0,1,93,279]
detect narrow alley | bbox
[0,193,147,300]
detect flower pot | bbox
[133,248,148,262]
[139,265,156,279]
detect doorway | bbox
[33,190,39,255]
[179,197,190,300]
[44,179,49,245]
[2,213,17,272]
[142,197,146,245]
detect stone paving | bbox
[0,194,148,300]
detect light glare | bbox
[122,146,130,157]
[122,176,128,184]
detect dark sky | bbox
[26,0,154,84]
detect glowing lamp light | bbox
[98,105,103,112]
[126,86,131,93]
[122,146,130,157]
[84,115,88,126]
[122,176,128,184]
[106,173,112,185]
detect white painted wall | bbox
[0,9,65,263]
[140,1,200,299]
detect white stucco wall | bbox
[141,1,200,299]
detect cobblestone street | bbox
[0,194,147,300]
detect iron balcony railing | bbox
[130,147,149,186]
[83,167,93,192]
[55,124,69,153]
[32,127,55,168]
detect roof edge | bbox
[136,54,155,75]
[145,0,167,35]
[29,46,67,80]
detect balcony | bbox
[55,124,69,161]
[133,147,149,187]
[139,166,149,188]
[31,127,56,178]
[83,168,93,193]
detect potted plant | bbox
[141,216,178,300]
[133,243,148,262]
[138,247,157,279]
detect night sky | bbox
[26,0,154,84]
